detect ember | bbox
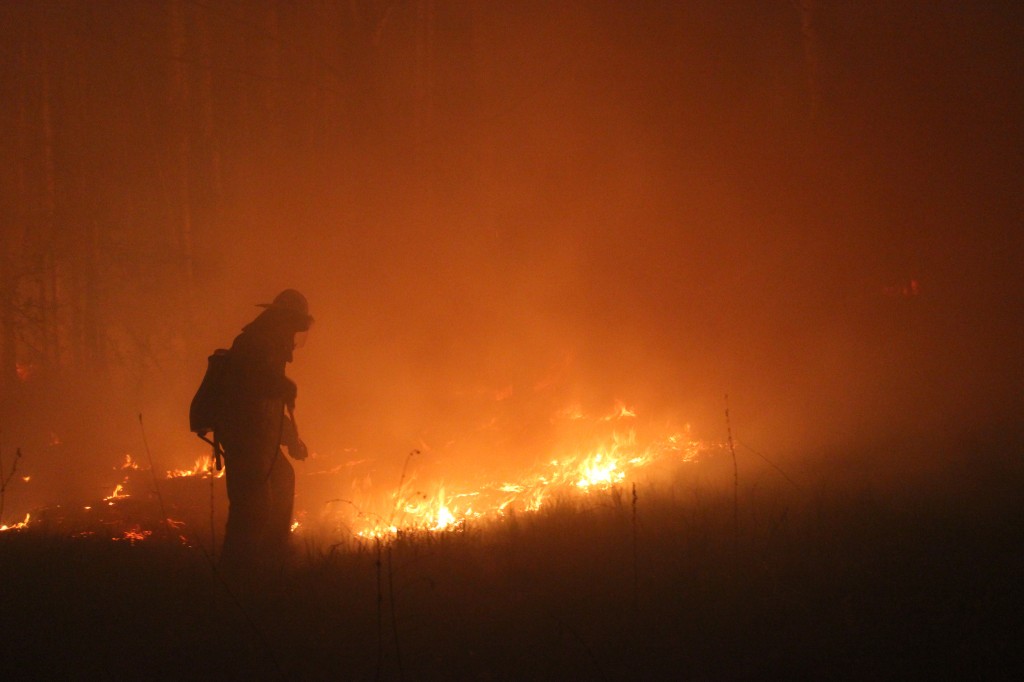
[10,452,228,546]
[117,525,152,545]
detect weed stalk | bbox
[388,541,404,679]
[375,536,385,680]
[0,445,23,525]
[631,482,639,613]
[138,414,171,534]
[725,395,739,545]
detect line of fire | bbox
[2,402,714,544]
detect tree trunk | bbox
[195,4,223,202]
[39,40,60,370]
[795,0,822,121]
[170,0,196,311]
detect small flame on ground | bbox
[167,455,223,479]
[105,483,129,504]
[0,513,31,532]
[117,526,151,544]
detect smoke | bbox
[2,2,1020,516]
[179,1,1024,496]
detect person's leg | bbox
[264,449,296,565]
[220,447,271,573]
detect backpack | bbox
[189,348,232,470]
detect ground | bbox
[2,447,1022,680]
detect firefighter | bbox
[218,289,312,576]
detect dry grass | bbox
[2,447,1022,680]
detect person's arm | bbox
[281,408,308,460]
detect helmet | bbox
[257,289,313,330]
[259,289,309,317]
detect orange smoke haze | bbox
[0,1,1020,520]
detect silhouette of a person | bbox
[218,289,311,576]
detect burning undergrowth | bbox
[2,402,718,547]
[4,454,228,547]
[2,410,1020,680]
[4,438,1019,681]
[312,401,715,540]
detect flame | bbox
[117,526,151,544]
[603,400,636,420]
[392,485,461,532]
[105,482,129,504]
[0,513,31,532]
[23,403,708,547]
[574,452,623,489]
[347,405,706,538]
[166,455,223,479]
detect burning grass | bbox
[2,446,1021,680]
[318,403,708,539]
[5,402,705,549]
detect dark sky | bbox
[1,1,1021,507]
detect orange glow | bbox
[117,526,152,544]
[104,483,129,504]
[345,404,706,538]
[884,278,922,297]
[166,455,223,479]
[14,363,34,381]
[0,513,31,532]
